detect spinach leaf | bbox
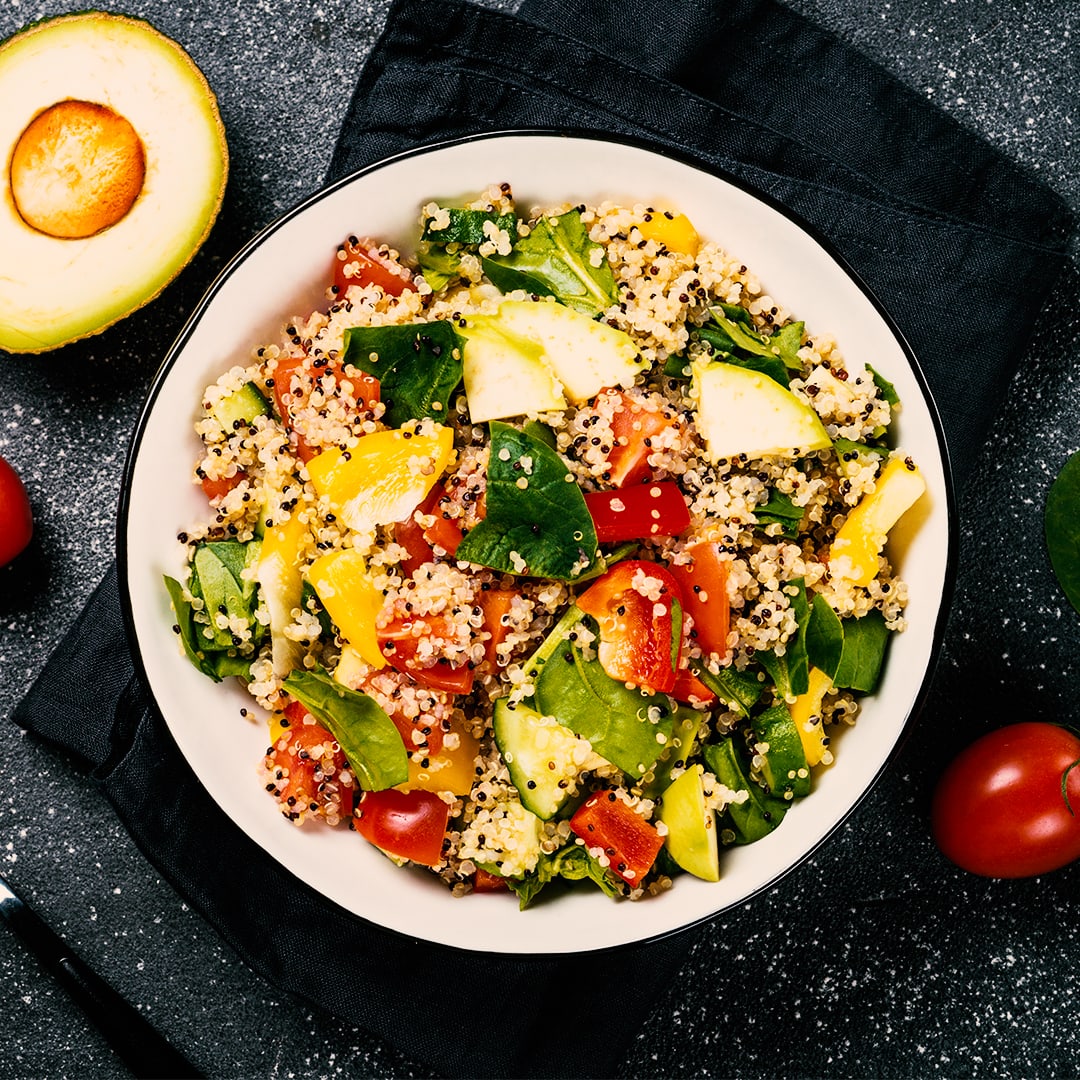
[805,594,844,681]
[282,668,408,791]
[483,210,619,316]
[868,364,900,406]
[755,489,803,537]
[690,661,763,718]
[342,320,463,427]
[758,579,811,698]
[832,609,891,693]
[421,207,517,246]
[506,844,622,910]
[534,639,675,781]
[1045,448,1080,617]
[415,246,462,292]
[706,307,805,372]
[164,575,222,682]
[456,422,598,581]
[833,436,889,461]
[662,354,691,380]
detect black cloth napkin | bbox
[13,0,1077,1077]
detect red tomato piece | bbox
[392,514,436,578]
[417,482,463,557]
[584,482,690,544]
[577,560,683,694]
[932,722,1080,878]
[199,469,247,503]
[477,588,519,667]
[671,666,717,706]
[668,541,731,661]
[0,455,33,567]
[377,615,476,695]
[602,389,678,487]
[473,867,509,892]
[265,703,355,823]
[355,788,449,865]
[333,237,416,298]
[570,791,664,885]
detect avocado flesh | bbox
[0,13,228,353]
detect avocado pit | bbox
[10,99,146,239]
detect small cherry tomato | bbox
[0,455,33,567]
[931,722,1080,878]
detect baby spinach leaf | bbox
[342,320,463,427]
[832,609,891,693]
[691,661,763,718]
[483,209,619,316]
[757,579,811,698]
[534,641,675,781]
[283,668,408,791]
[833,436,889,461]
[456,422,598,581]
[415,246,463,291]
[706,307,805,373]
[805,594,844,681]
[506,844,622,910]
[755,489,803,537]
[421,207,517,246]
[868,364,900,406]
[1045,449,1080,617]
[164,575,222,682]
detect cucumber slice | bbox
[493,698,588,820]
[210,381,269,428]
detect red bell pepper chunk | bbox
[355,788,449,866]
[376,615,476,695]
[584,481,690,545]
[668,541,731,661]
[576,559,683,694]
[472,867,509,892]
[602,389,679,487]
[569,791,664,885]
[477,588,519,667]
[671,666,717,706]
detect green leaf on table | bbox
[483,209,619,316]
[342,320,463,427]
[282,668,408,791]
[455,422,598,580]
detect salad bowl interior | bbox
[121,132,953,955]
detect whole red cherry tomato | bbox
[931,722,1080,878]
[0,455,33,567]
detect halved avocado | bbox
[0,12,228,353]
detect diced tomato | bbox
[417,482,463,556]
[477,588,519,667]
[601,389,679,487]
[377,615,476,695]
[584,481,690,544]
[576,559,683,694]
[671,666,717,706]
[268,353,380,462]
[473,867,509,892]
[392,514,436,577]
[199,468,246,502]
[668,542,731,661]
[569,791,664,885]
[265,702,355,822]
[355,788,449,866]
[333,237,416,299]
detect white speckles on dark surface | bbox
[0,0,1078,1077]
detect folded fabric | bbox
[14,0,1076,1077]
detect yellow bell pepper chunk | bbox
[789,666,833,767]
[306,424,454,534]
[829,455,926,587]
[402,721,481,797]
[268,711,289,748]
[636,210,699,256]
[256,509,310,677]
[308,548,386,668]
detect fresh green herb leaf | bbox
[282,668,408,791]
[805,594,844,681]
[533,634,675,780]
[506,844,622,910]
[342,320,463,427]
[832,610,891,693]
[703,737,789,844]
[868,364,900,406]
[483,210,619,316]
[456,422,598,581]
[1046,449,1080,617]
[755,489,803,537]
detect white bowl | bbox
[119,132,955,955]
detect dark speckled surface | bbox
[1,1,1078,1077]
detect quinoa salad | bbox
[164,184,926,905]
